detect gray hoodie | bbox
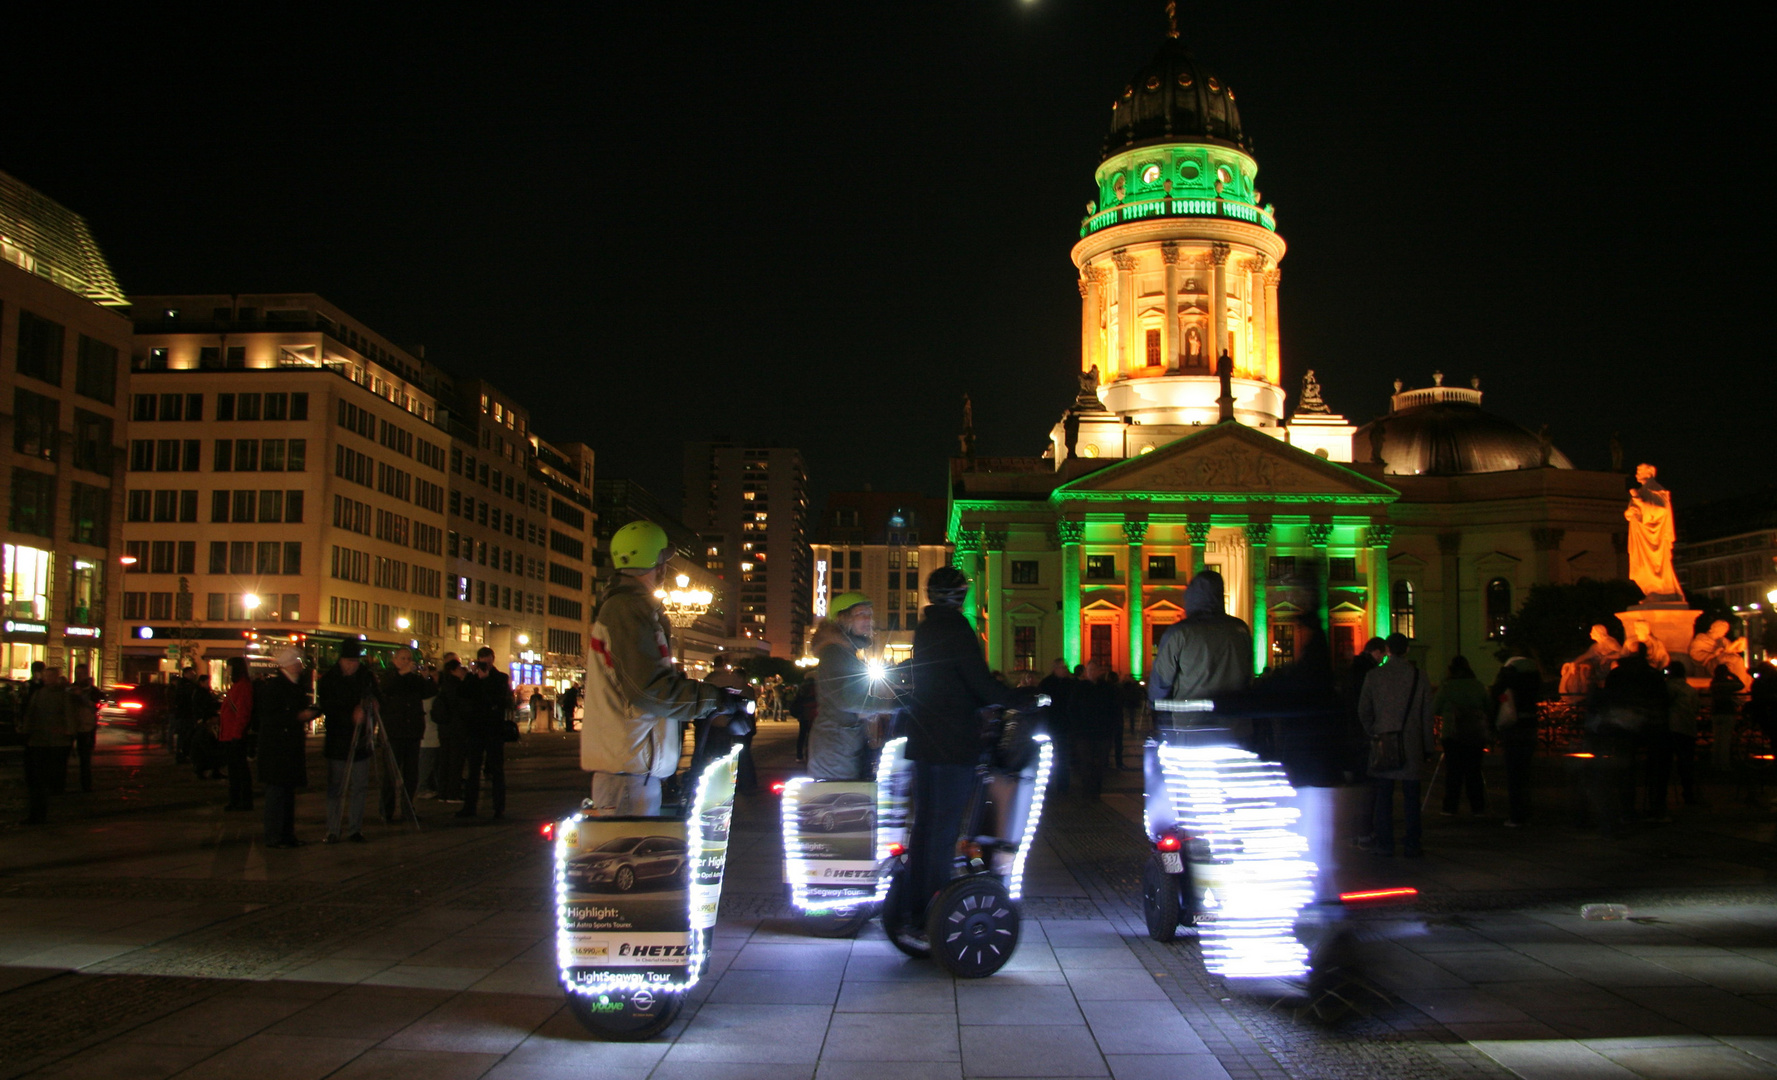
[1149,572,1253,703]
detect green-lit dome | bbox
[1103,33,1248,160]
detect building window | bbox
[15,310,65,386]
[1085,554,1116,580]
[69,483,108,545]
[12,388,59,462]
[75,335,118,404]
[8,469,55,536]
[1485,578,1512,640]
[1089,623,1113,666]
[1145,328,1162,365]
[1328,556,1357,581]
[2,544,53,621]
[1146,555,1176,581]
[1268,555,1297,580]
[70,411,113,476]
[1392,579,1415,639]
[1014,625,1037,672]
[1270,622,1296,668]
[1010,560,1039,585]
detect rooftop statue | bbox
[1297,370,1331,414]
[1624,463,1683,602]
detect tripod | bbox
[338,695,423,834]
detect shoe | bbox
[324,833,341,844]
[417,791,438,800]
[439,798,461,804]
[20,816,47,826]
[1439,810,1457,817]
[454,810,476,819]
[894,927,929,951]
[286,838,307,847]
[1503,819,1522,828]
[347,833,366,843]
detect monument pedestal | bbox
[1616,605,1699,668]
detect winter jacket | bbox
[379,668,436,741]
[319,664,379,761]
[432,674,468,738]
[581,575,725,778]
[906,604,1007,766]
[1149,574,1253,704]
[69,679,102,735]
[1068,678,1122,741]
[808,623,894,780]
[1358,657,1434,780]
[464,667,513,739]
[253,671,312,788]
[219,680,254,742]
[22,684,73,748]
[1038,673,1075,737]
[1432,676,1492,744]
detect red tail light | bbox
[1156,833,1183,853]
[1340,887,1418,905]
[770,781,786,795]
[886,842,905,857]
[120,701,144,710]
[540,821,556,841]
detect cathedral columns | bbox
[1161,243,1180,372]
[1124,518,1148,679]
[954,529,981,631]
[1245,519,1272,674]
[1113,248,1137,377]
[1186,520,1211,575]
[984,531,1008,672]
[1246,257,1268,383]
[1210,242,1230,370]
[1058,520,1084,669]
[1367,523,1394,640]
[1307,522,1332,625]
[1262,268,1282,386]
[1079,267,1105,378]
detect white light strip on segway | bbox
[1006,733,1053,902]
[781,777,874,914]
[874,737,908,906]
[558,747,739,998]
[1155,742,1315,979]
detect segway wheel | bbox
[927,876,1019,978]
[567,987,684,1040]
[881,869,930,958]
[1142,855,1182,942]
[804,903,876,939]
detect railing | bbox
[1080,197,1276,238]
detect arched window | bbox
[1391,579,1415,639]
[1486,578,1512,640]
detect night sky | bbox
[12,3,1771,517]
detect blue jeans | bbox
[905,762,978,926]
[1371,777,1421,853]
[326,757,371,836]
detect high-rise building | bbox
[530,437,596,690]
[810,492,950,664]
[595,477,729,674]
[122,294,453,677]
[1,170,132,683]
[682,443,811,659]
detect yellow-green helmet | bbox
[610,520,671,571]
[830,592,872,615]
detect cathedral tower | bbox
[1071,15,1285,430]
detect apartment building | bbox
[810,492,951,664]
[682,443,811,659]
[530,436,596,692]
[1,170,132,682]
[122,294,451,677]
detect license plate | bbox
[1159,852,1183,874]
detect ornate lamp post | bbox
[655,574,713,629]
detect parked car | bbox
[797,790,874,833]
[565,835,688,893]
[98,683,174,731]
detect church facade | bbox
[947,22,1628,686]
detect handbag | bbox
[1495,690,1518,731]
[501,708,521,743]
[1368,669,1418,773]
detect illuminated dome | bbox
[1354,381,1573,476]
[1103,31,1248,158]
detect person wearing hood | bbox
[581,522,745,817]
[1149,570,1253,709]
[808,593,896,780]
[1490,650,1543,828]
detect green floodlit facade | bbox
[1081,145,1276,238]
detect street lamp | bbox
[655,573,713,628]
[517,633,530,646]
[396,616,410,631]
[242,594,261,615]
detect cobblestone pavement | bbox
[1,722,1775,1079]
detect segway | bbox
[552,746,741,1039]
[882,702,1054,978]
[780,736,915,938]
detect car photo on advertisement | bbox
[797,790,874,833]
[698,804,731,843]
[565,835,688,893]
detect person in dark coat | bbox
[256,648,318,848]
[457,646,512,820]
[433,657,468,802]
[68,663,103,795]
[378,647,435,822]
[319,640,380,842]
[1070,661,1123,797]
[790,677,818,762]
[19,667,72,825]
[1357,634,1434,856]
[1038,658,1076,794]
[899,565,1008,946]
[1489,652,1543,827]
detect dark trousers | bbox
[23,746,63,822]
[1078,736,1112,797]
[1441,740,1486,813]
[1646,732,1675,817]
[734,728,758,794]
[1048,732,1074,794]
[47,745,70,795]
[74,731,96,792]
[437,729,467,800]
[905,762,977,926]
[262,784,297,843]
[1502,738,1535,825]
[1671,734,1699,806]
[224,740,253,809]
[1371,777,1422,854]
[382,736,421,818]
[796,717,812,761]
[461,734,505,816]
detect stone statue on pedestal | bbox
[1559,623,1623,696]
[1298,369,1330,414]
[1690,619,1751,690]
[1624,464,1683,602]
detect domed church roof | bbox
[1353,382,1574,476]
[1103,15,1248,159]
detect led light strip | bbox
[781,777,876,914]
[1005,733,1053,902]
[557,747,740,998]
[1155,742,1315,979]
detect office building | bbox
[810,492,950,664]
[682,443,811,659]
[1,170,132,682]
